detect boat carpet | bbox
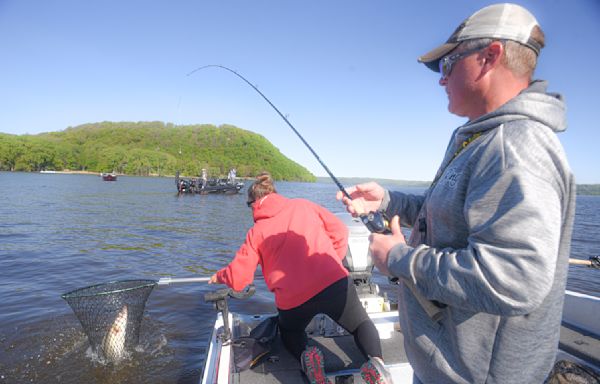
[235,324,407,384]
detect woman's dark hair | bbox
[248,172,276,203]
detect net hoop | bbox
[61,279,157,300]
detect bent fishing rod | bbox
[187,64,389,233]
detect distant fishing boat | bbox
[175,169,243,195]
[101,173,117,181]
[40,170,57,174]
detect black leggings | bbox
[277,276,382,361]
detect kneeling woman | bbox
[209,172,391,384]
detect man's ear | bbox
[483,41,504,69]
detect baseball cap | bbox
[418,3,543,72]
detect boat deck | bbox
[233,311,410,384]
[559,323,600,371]
[229,313,600,384]
[239,332,409,383]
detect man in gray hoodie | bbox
[338,4,575,383]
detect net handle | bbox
[157,277,211,285]
[569,257,600,269]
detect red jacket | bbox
[216,193,349,310]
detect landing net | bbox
[61,279,156,362]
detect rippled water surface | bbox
[0,172,598,383]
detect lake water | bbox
[0,172,598,384]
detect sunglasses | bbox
[439,45,487,79]
[246,200,255,208]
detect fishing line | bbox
[186,64,389,233]
[186,64,351,199]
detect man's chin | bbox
[448,104,468,118]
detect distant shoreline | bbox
[316,176,600,196]
[37,170,169,178]
[39,170,100,175]
[35,170,249,179]
[316,176,431,188]
[8,171,600,195]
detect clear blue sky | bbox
[1,1,598,183]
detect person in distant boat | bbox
[200,168,207,189]
[210,172,392,384]
[337,4,575,384]
[227,168,237,184]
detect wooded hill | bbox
[576,184,600,196]
[0,121,316,181]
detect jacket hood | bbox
[252,193,288,222]
[458,80,566,138]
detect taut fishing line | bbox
[186,65,350,199]
[186,64,390,233]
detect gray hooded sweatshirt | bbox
[383,80,576,383]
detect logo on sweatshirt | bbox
[442,167,461,189]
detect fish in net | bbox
[61,279,156,363]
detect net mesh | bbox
[61,279,156,362]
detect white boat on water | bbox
[200,214,600,384]
[101,172,117,181]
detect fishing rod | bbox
[186,64,390,233]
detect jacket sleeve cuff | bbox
[380,189,391,211]
[387,243,413,281]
